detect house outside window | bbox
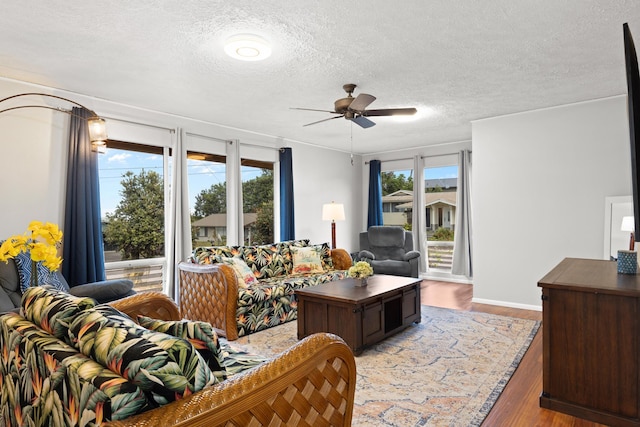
[424,166,458,272]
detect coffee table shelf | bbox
[295,275,421,355]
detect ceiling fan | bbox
[292,83,418,128]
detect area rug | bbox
[230,305,540,427]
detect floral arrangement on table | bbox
[0,221,63,287]
[348,261,373,285]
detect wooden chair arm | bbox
[109,291,181,321]
[105,333,356,427]
[331,248,353,270]
[178,262,239,340]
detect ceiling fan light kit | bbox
[293,83,418,128]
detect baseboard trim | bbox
[472,297,542,312]
[422,273,472,284]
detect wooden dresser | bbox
[538,257,640,427]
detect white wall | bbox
[0,79,68,236]
[0,77,360,250]
[291,141,362,252]
[473,95,631,309]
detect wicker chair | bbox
[179,249,353,340]
[107,291,357,427]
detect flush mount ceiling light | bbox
[224,34,272,61]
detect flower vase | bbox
[355,276,368,287]
[31,260,39,288]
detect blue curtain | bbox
[62,107,106,285]
[279,147,295,240]
[367,159,384,228]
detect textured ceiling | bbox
[0,1,639,154]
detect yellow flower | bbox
[0,221,63,273]
[0,238,24,261]
[28,221,63,246]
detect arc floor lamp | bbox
[0,92,108,150]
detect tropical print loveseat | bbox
[0,286,357,427]
[0,286,262,426]
[181,239,352,340]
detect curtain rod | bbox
[101,115,176,133]
[185,131,230,143]
[364,151,470,164]
[235,140,281,151]
[185,132,280,151]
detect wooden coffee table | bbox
[295,274,421,355]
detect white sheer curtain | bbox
[412,155,428,274]
[226,140,244,245]
[166,128,192,303]
[452,149,473,277]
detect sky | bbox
[98,148,261,216]
[98,148,457,216]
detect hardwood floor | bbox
[420,280,606,427]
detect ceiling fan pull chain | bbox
[350,121,354,166]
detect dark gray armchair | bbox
[358,226,421,278]
[0,258,136,313]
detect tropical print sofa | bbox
[182,239,352,340]
[0,286,264,426]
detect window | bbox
[241,159,273,245]
[381,169,413,228]
[98,140,168,293]
[188,154,274,246]
[188,152,227,246]
[423,165,458,272]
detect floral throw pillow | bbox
[317,242,334,270]
[242,244,288,279]
[291,246,324,275]
[138,315,227,382]
[68,305,217,406]
[219,257,258,288]
[21,285,95,340]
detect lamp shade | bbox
[322,202,345,222]
[87,117,108,143]
[622,216,635,232]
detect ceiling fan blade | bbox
[362,108,418,117]
[291,107,339,113]
[351,115,376,128]
[348,93,376,112]
[303,115,344,127]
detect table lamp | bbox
[322,202,345,249]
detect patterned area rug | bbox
[230,305,540,427]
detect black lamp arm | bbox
[0,92,98,116]
[0,104,98,119]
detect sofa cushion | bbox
[68,279,135,303]
[316,242,334,270]
[219,343,270,376]
[21,285,96,340]
[291,246,324,275]
[236,270,348,337]
[1,312,150,422]
[68,304,217,406]
[14,250,67,292]
[277,239,310,272]
[219,257,258,288]
[241,243,289,280]
[0,259,22,311]
[192,245,241,264]
[137,315,227,382]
